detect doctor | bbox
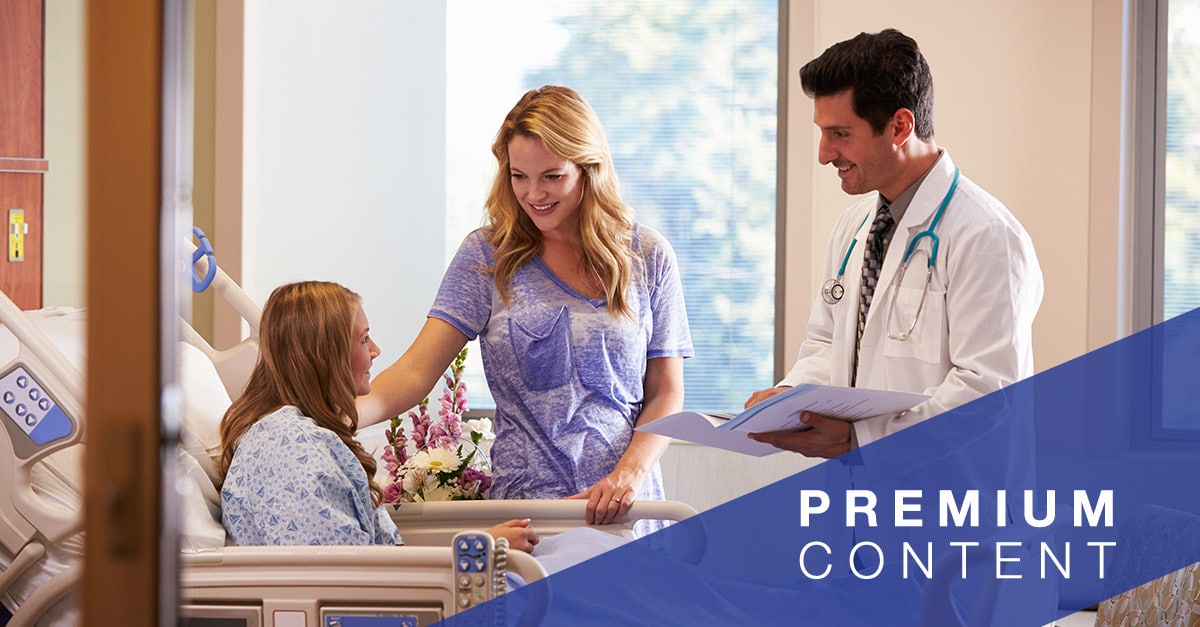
[745,29,1043,458]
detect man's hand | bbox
[748,410,852,458]
[744,385,791,409]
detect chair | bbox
[1094,504,1200,627]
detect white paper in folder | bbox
[637,384,929,456]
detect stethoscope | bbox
[820,168,961,341]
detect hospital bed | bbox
[0,302,85,627]
[0,235,703,626]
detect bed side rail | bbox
[184,230,262,398]
[390,499,705,563]
[0,290,84,554]
[180,544,548,624]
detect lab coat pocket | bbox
[881,284,947,365]
[509,306,573,391]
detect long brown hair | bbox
[484,85,638,316]
[218,281,382,506]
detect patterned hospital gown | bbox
[430,224,693,509]
[221,406,399,546]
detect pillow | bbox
[178,341,232,486]
[177,446,226,550]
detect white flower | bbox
[410,447,461,473]
[401,467,428,495]
[465,418,495,441]
[423,484,457,502]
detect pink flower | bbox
[426,423,445,449]
[390,431,409,467]
[382,481,406,504]
[381,445,400,476]
[461,466,492,494]
[379,347,491,503]
[409,399,430,450]
[442,414,463,440]
[455,385,469,413]
[426,432,458,451]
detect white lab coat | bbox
[779,151,1044,447]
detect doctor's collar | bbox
[881,153,943,224]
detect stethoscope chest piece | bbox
[821,278,845,305]
[819,168,961,344]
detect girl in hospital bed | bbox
[218,280,539,551]
[358,86,693,533]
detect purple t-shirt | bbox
[430,224,693,505]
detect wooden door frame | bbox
[84,1,182,624]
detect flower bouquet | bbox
[380,347,494,503]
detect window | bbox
[446,0,779,412]
[1160,0,1200,435]
[1133,0,1200,442]
[1164,0,1200,321]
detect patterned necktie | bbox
[853,204,894,386]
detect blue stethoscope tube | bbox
[820,168,961,311]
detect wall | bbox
[718,0,1107,508]
[23,0,1141,532]
[46,1,453,363]
[43,0,87,307]
[47,2,1121,507]
[238,1,448,369]
[42,2,1124,364]
[781,0,1107,382]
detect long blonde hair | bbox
[218,281,383,506]
[484,85,638,316]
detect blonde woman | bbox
[219,281,537,549]
[360,86,693,531]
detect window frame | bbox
[1131,0,1166,333]
[1130,0,1200,447]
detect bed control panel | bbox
[451,530,512,625]
[0,365,73,448]
[452,530,497,622]
[323,612,422,626]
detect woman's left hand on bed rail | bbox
[567,468,639,525]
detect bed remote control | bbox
[452,530,495,620]
[0,365,72,447]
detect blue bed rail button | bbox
[28,405,72,445]
[1,366,76,447]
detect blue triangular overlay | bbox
[448,307,1200,626]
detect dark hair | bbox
[799,29,934,140]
